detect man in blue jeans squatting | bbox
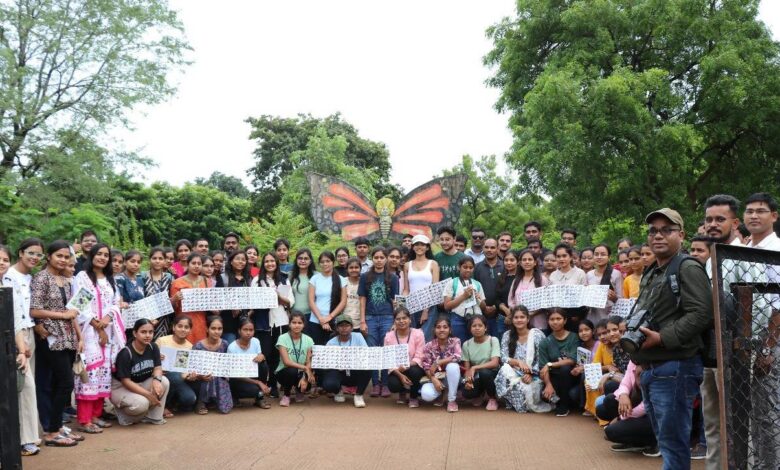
[624,208,712,470]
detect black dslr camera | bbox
[620,309,653,354]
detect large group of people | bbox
[3,190,780,470]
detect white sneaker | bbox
[353,394,366,408]
[334,391,345,403]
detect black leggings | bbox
[386,365,426,399]
[256,326,287,392]
[38,341,75,433]
[605,415,657,447]
[462,368,498,399]
[321,369,371,395]
[276,367,306,396]
[229,361,271,400]
[547,365,577,412]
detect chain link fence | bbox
[713,244,780,470]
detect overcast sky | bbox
[115,0,780,193]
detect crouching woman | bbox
[111,319,169,425]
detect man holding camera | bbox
[625,208,712,469]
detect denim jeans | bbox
[640,356,703,470]
[487,314,506,339]
[450,313,471,344]
[414,305,437,342]
[366,315,393,386]
[164,371,197,410]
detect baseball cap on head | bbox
[645,208,684,231]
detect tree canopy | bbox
[485,0,780,235]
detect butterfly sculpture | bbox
[308,173,467,241]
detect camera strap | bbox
[665,253,696,310]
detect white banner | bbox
[611,298,637,318]
[159,346,258,378]
[181,287,278,312]
[519,284,609,310]
[311,344,409,370]
[584,362,603,390]
[122,292,174,325]
[405,280,449,313]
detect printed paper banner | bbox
[577,346,592,366]
[122,292,174,325]
[611,298,637,318]
[519,284,609,310]
[405,280,449,313]
[67,287,94,314]
[181,287,278,312]
[311,344,410,370]
[159,346,258,378]
[584,362,603,390]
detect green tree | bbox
[194,171,251,200]
[443,155,557,242]
[485,0,780,233]
[247,113,396,214]
[0,0,190,179]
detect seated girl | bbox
[275,311,315,407]
[495,306,550,413]
[420,316,462,413]
[384,306,426,408]
[460,315,500,411]
[111,319,170,426]
[584,317,622,419]
[569,319,601,411]
[228,318,271,409]
[156,316,197,417]
[539,308,579,417]
[192,316,233,415]
[322,315,370,408]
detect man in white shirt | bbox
[742,192,780,469]
[464,228,486,264]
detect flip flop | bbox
[93,418,113,428]
[163,409,175,419]
[79,423,103,434]
[44,434,78,447]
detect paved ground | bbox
[27,396,705,470]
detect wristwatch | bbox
[761,347,772,357]
[546,362,553,369]
[608,371,615,379]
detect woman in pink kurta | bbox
[508,249,550,330]
[73,244,125,434]
[384,307,426,407]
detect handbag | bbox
[72,355,89,382]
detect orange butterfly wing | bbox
[308,173,381,240]
[391,175,467,239]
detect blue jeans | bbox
[487,314,506,339]
[164,371,197,410]
[640,356,703,470]
[366,315,393,386]
[450,313,471,344]
[414,305,437,342]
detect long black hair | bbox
[497,249,519,291]
[257,252,285,287]
[509,248,543,301]
[225,249,251,287]
[364,247,393,301]
[318,251,342,313]
[83,243,116,293]
[594,244,615,286]
[508,305,530,358]
[290,248,315,293]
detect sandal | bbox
[196,403,209,415]
[44,434,78,447]
[163,409,175,419]
[93,418,113,428]
[254,398,271,409]
[308,388,320,399]
[61,428,84,441]
[79,423,103,434]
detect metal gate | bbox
[712,244,780,470]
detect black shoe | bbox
[642,446,661,457]
[611,443,647,452]
[270,388,279,398]
[555,408,570,417]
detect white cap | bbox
[411,234,431,245]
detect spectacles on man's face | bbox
[25,251,44,259]
[744,208,772,216]
[648,227,681,237]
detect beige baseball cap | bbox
[645,208,684,231]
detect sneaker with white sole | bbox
[353,395,366,408]
[642,446,661,457]
[611,443,648,453]
[21,444,40,456]
[690,443,706,460]
[334,391,346,403]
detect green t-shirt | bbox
[291,275,310,314]
[275,332,314,372]
[435,251,465,280]
[538,331,580,366]
[461,336,500,366]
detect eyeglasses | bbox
[648,227,681,237]
[25,251,44,259]
[744,208,772,216]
